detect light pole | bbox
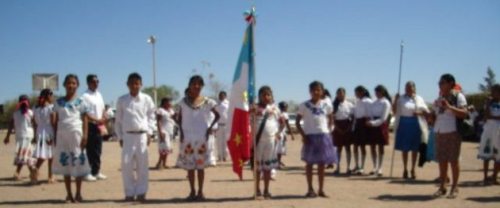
[147,35,158,106]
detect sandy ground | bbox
[0,131,499,208]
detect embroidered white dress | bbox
[33,105,54,159]
[177,97,217,170]
[157,108,175,155]
[12,110,36,166]
[52,97,91,177]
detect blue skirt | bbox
[395,116,422,152]
[301,133,338,165]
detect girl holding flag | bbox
[252,86,283,199]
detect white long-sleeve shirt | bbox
[354,97,373,119]
[114,92,156,139]
[368,98,392,127]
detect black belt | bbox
[126,130,147,134]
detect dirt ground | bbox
[0,131,498,208]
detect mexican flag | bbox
[226,10,256,180]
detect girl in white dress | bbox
[276,101,295,169]
[253,86,283,199]
[3,95,36,182]
[156,97,175,169]
[177,75,220,201]
[52,74,91,203]
[33,89,56,183]
[478,84,500,185]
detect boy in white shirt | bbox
[115,73,156,202]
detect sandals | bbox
[447,188,459,199]
[75,194,83,203]
[263,192,272,199]
[196,193,206,201]
[433,187,447,198]
[65,195,75,203]
[305,190,317,198]
[403,170,408,179]
[318,191,329,198]
[410,170,416,180]
[185,192,197,201]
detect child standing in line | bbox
[156,97,175,169]
[277,101,295,169]
[177,75,220,201]
[51,74,91,203]
[352,86,373,175]
[3,95,36,182]
[366,85,392,176]
[252,86,282,199]
[478,84,500,185]
[296,81,338,198]
[33,89,55,183]
[332,87,354,175]
[115,73,156,202]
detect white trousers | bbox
[215,125,228,160]
[121,133,149,197]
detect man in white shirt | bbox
[81,74,107,181]
[214,91,229,162]
[115,73,156,202]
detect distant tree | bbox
[479,66,497,93]
[206,73,227,99]
[142,85,180,105]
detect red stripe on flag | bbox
[227,108,252,180]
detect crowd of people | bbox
[2,72,500,203]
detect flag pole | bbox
[248,5,258,200]
[390,40,404,178]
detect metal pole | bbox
[390,40,404,178]
[149,35,158,106]
[248,6,258,200]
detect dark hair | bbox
[184,88,189,96]
[324,89,331,98]
[63,74,80,86]
[127,72,142,83]
[219,91,227,97]
[309,81,324,92]
[18,94,29,114]
[440,73,456,87]
[189,75,204,87]
[86,74,98,84]
[37,88,53,108]
[278,101,288,111]
[258,85,273,105]
[160,97,172,106]
[355,85,370,98]
[18,94,28,102]
[375,85,392,103]
[333,87,346,113]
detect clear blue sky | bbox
[1,0,499,106]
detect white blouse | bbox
[298,99,333,134]
[178,97,217,141]
[54,97,88,134]
[368,98,392,127]
[334,100,354,120]
[397,95,429,117]
[13,110,34,138]
[34,104,54,135]
[354,97,373,119]
[157,108,176,135]
[255,104,281,139]
[433,93,467,134]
